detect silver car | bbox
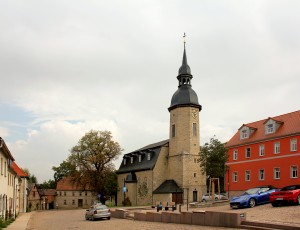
[85,204,111,221]
[202,193,226,202]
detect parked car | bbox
[230,185,278,209]
[202,193,226,202]
[270,184,300,207]
[85,204,111,221]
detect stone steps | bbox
[240,220,300,230]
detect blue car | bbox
[230,185,278,209]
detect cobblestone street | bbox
[27,209,237,230]
[26,203,300,230]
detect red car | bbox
[270,185,300,207]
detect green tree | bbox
[52,160,77,183]
[39,179,56,189]
[104,171,118,195]
[53,130,122,196]
[22,168,38,184]
[199,136,228,191]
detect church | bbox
[116,42,206,206]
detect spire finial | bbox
[183,32,186,48]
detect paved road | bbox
[28,209,239,230]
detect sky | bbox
[0,0,299,183]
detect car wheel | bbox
[297,195,300,205]
[271,202,278,207]
[249,198,256,208]
[107,217,111,220]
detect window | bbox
[123,158,126,165]
[147,152,151,161]
[130,157,133,164]
[291,139,297,151]
[85,191,87,196]
[64,191,66,196]
[138,155,142,162]
[259,145,265,156]
[259,169,265,180]
[72,192,75,196]
[193,123,197,137]
[72,200,75,205]
[0,158,3,175]
[274,168,280,179]
[79,191,82,196]
[59,191,62,196]
[267,123,274,134]
[172,124,176,138]
[33,191,35,197]
[274,142,280,154]
[4,162,7,177]
[291,166,298,178]
[193,173,196,178]
[64,200,66,205]
[241,130,248,139]
[245,148,251,158]
[232,172,238,182]
[245,170,251,181]
[233,150,238,160]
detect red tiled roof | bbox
[56,177,93,191]
[12,161,28,177]
[38,189,57,196]
[226,110,300,148]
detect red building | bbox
[225,110,300,196]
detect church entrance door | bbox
[172,193,183,204]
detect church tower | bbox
[168,39,206,203]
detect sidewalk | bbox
[5,212,34,230]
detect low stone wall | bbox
[110,208,246,228]
[136,210,245,228]
[111,209,128,219]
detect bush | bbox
[0,217,14,228]
[122,197,132,206]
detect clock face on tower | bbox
[191,109,198,119]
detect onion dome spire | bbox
[168,33,201,112]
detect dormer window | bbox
[138,155,142,162]
[147,152,151,160]
[240,126,249,139]
[241,130,248,139]
[239,125,257,140]
[123,158,126,165]
[264,118,283,135]
[130,157,133,164]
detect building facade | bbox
[117,44,206,206]
[56,177,96,209]
[226,110,300,196]
[0,137,15,219]
[39,189,56,210]
[28,183,41,211]
[12,162,29,213]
